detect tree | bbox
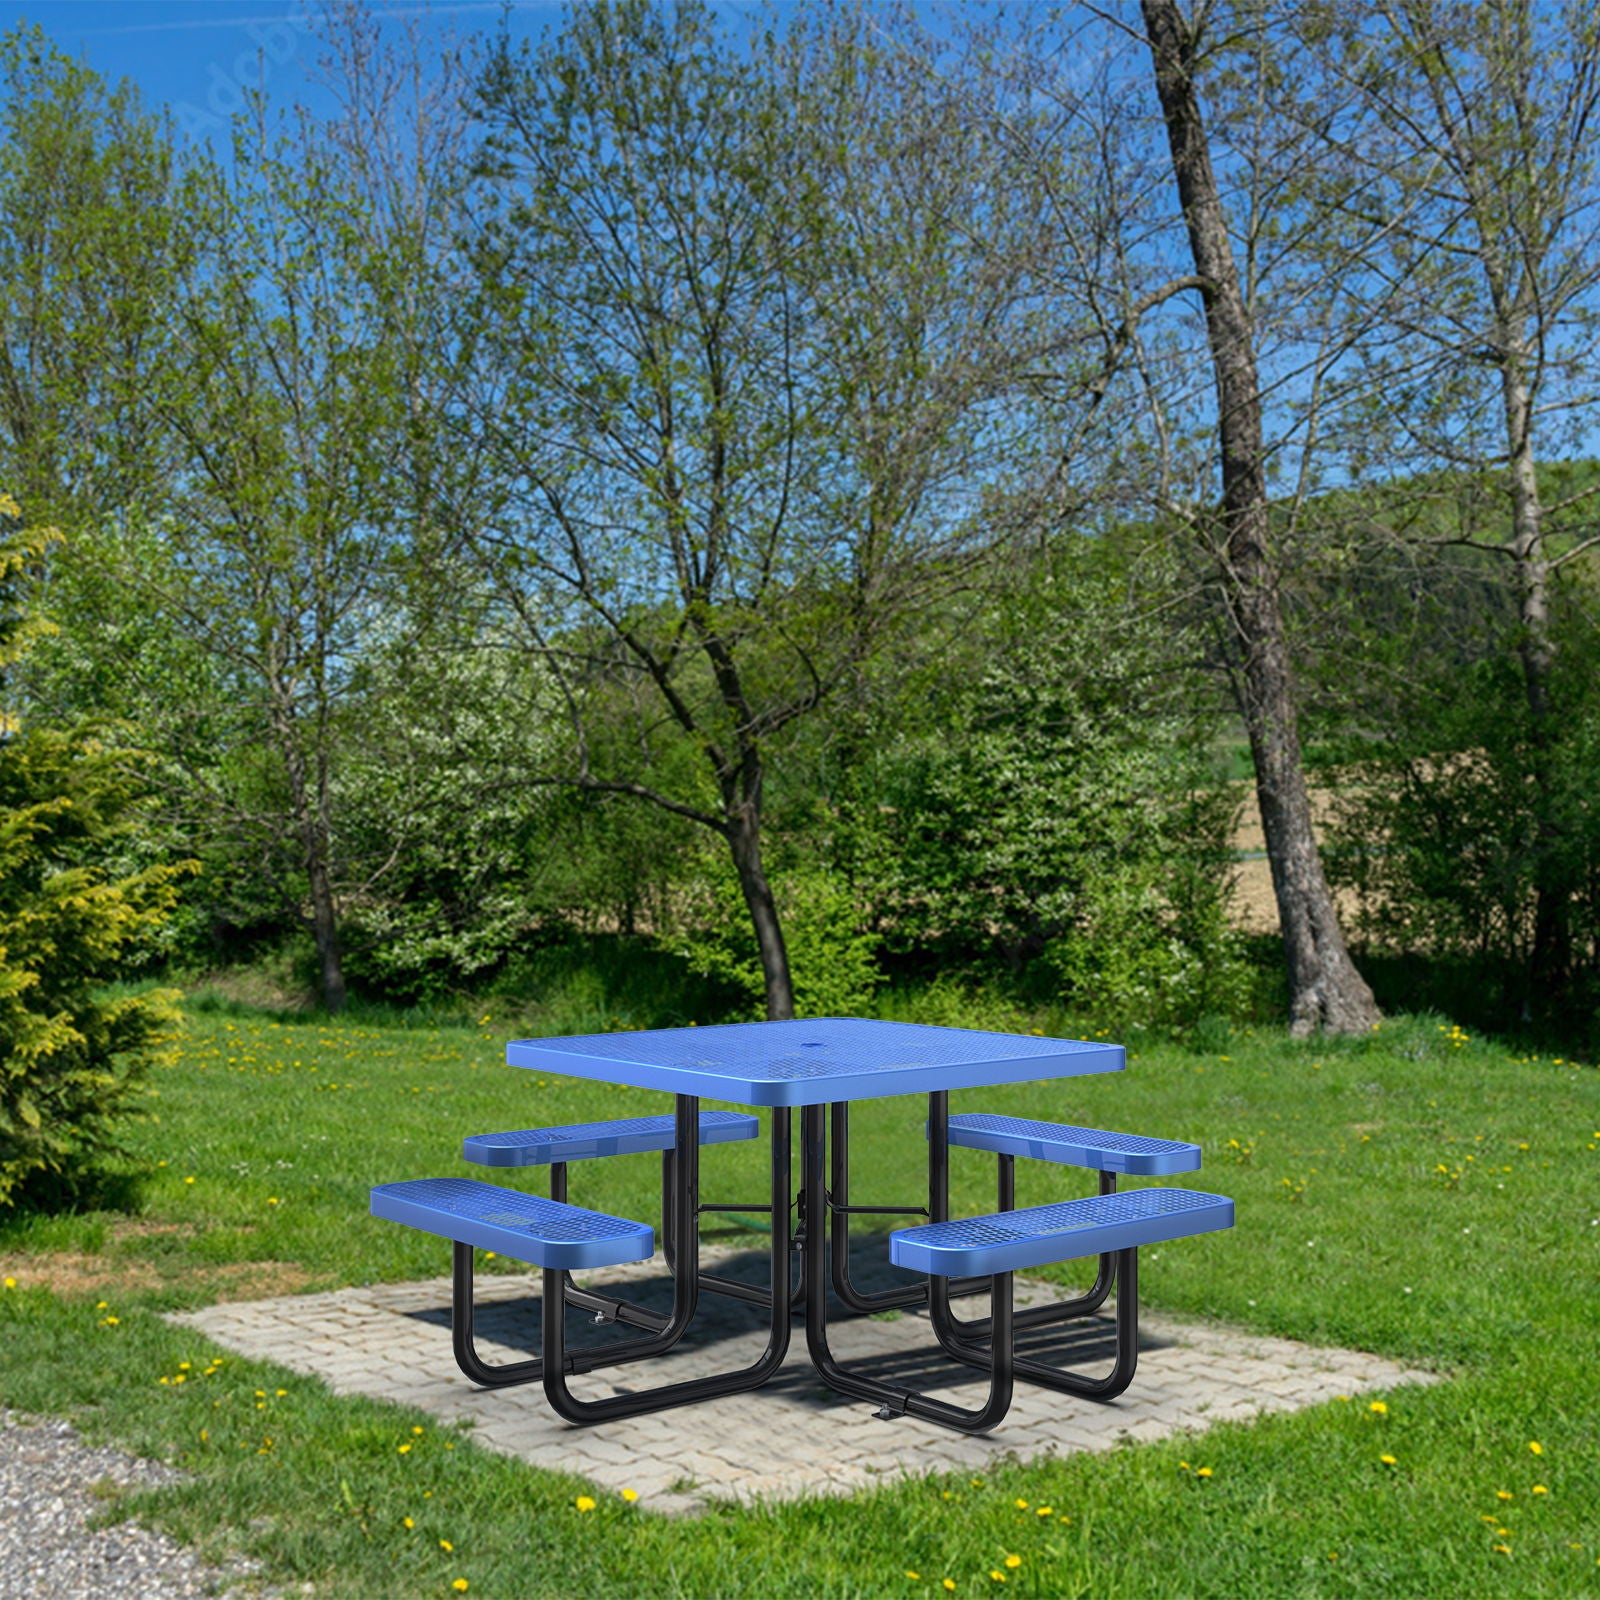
[461,0,1055,1018]
[0,491,187,1205]
[0,26,180,516]
[1302,0,1600,1012]
[1135,0,1380,1033]
[69,100,426,1012]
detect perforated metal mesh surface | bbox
[910,1188,1219,1250]
[513,1018,1107,1082]
[889,1186,1233,1276]
[472,1111,753,1150]
[943,1114,1202,1174]
[373,1178,645,1243]
[950,1114,1192,1158]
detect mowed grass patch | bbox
[1,1004,1598,1596]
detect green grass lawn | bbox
[2,1002,1598,1597]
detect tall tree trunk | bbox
[1501,343,1568,1011]
[726,805,795,1021]
[1141,0,1378,1035]
[305,850,348,1016]
[273,700,348,1014]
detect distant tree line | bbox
[3,0,1599,1046]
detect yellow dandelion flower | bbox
[412,1425,425,1435]
[1036,1506,1053,1516]
[1369,1401,1388,1415]
[989,1572,1006,1583]
[439,1539,453,1552]
[1196,1467,1213,1478]
[575,1496,596,1513]
[403,1517,414,1530]
[1493,1544,1512,1555]
[2,1278,14,1290]
[1380,1454,1397,1466]
[621,1488,639,1503]
[398,1443,412,1454]
[1004,1556,1022,1570]
[1532,1485,1548,1496]
[1496,1490,1513,1501]
[453,1582,469,1593]
[1529,1441,1544,1455]
[943,1581,957,1593]
[905,1574,920,1582]
[1013,1498,1028,1509]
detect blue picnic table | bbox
[372,1018,1231,1433]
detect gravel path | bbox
[0,1409,267,1599]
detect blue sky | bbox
[0,2,567,138]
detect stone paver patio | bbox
[172,1244,1434,1515]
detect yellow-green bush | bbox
[1,493,187,1204]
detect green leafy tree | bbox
[0,492,187,1206]
[0,26,180,515]
[460,0,1061,1020]
[1299,0,1600,1012]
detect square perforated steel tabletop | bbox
[505,1017,1123,1107]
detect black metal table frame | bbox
[453,1089,1131,1431]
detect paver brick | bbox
[170,1245,1435,1514]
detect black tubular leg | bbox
[930,1245,1141,1401]
[945,1170,1119,1342]
[803,1101,1014,1434]
[828,1101,933,1313]
[549,1157,671,1334]
[452,1239,545,1387]
[663,1122,802,1310]
[450,1240,674,1386]
[453,1111,708,1390]
[540,1102,792,1424]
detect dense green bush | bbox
[0,495,187,1204]
[1318,544,1600,1036]
[863,547,1248,1025]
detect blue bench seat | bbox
[891,1187,1233,1278]
[463,1110,759,1168]
[370,1176,654,1271]
[940,1113,1201,1176]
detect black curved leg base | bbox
[539,1108,794,1425]
[450,1243,681,1388]
[931,1247,1141,1402]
